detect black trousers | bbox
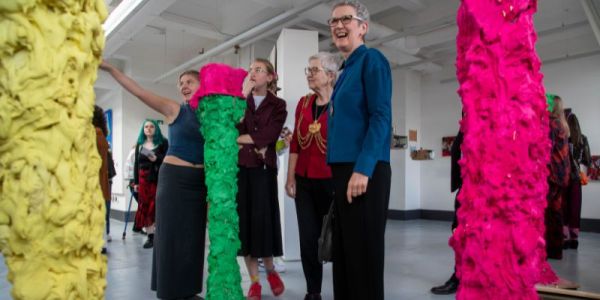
[331,162,391,300]
[451,188,461,231]
[562,180,582,238]
[295,175,334,294]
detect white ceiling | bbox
[101,0,600,84]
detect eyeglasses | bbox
[304,67,325,76]
[248,67,268,74]
[327,15,365,27]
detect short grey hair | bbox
[309,52,343,86]
[332,0,370,23]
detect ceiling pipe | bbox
[581,0,600,47]
[154,0,326,82]
[212,17,306,59]
[239,17,305,48]
[369,15,455,49]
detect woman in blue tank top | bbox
[100,61,208,300]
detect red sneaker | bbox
[267,271,285,296]
[247,282,261,300]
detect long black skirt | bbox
[237,166,283,258]
[151,163,207,299]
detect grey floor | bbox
[1,219,599,299]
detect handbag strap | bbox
[327,200,335,217]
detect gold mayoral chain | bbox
[296,94,328,154]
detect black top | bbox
[312,100,329,122]
[134,140,168,184]
[450,131,463,193]
[166,103,205,164]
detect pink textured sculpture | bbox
[189,63,247,110]
[450,0,557,299]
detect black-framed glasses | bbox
[327,15,365,27]
[304,67,325,76]
[248,67,267,74]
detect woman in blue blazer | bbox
[326,1,392,299]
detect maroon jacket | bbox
[237,92,287,169]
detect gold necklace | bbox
[296,94,328,154]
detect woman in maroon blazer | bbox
[237,58,287,300]
[285,52,340,300]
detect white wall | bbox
[389,69,425,211]
[419,75,461,212]
[404,71,423,211]
[96,71,175,213]
[418,54,600,219]
[389,69,407,210]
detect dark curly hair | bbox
[93,105,108,137]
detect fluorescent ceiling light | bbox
[103,0,147,37]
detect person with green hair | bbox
[133,119,168,249]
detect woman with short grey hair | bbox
[327,0,393,299]
[286,52,341,300]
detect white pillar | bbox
[274,28,319,261]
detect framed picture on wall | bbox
[442,136,455,157]
[391,134,407,149]
[588,155,600,181]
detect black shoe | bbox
[143,234,154,249]
[570,240,579,249]
[563,240,579,249]
[304,293,322,300]
[431,277,459,295]
[132,227,142,233]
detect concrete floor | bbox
[1,219,598,299]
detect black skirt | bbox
[151,163,207,299]
[237,166,283,258]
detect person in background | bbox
[545,96,571,259]
[133,119,168,249]
[125,145,143,233]
[237,58,287,300]
[106,149,116,242]
[285,52,341,300]
[430,129,463,295]
[563,105,587,250]
[100,61,207,300]
[92,105,110,255]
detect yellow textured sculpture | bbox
[0,1,108,299]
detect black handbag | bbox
[318,201,335,264]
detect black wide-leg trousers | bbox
[331,162,391,300]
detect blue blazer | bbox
[327,45,392,177]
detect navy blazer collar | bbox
[340,44,367,70]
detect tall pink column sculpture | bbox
[451,0,557,299]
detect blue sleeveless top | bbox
[166,103,204,164]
